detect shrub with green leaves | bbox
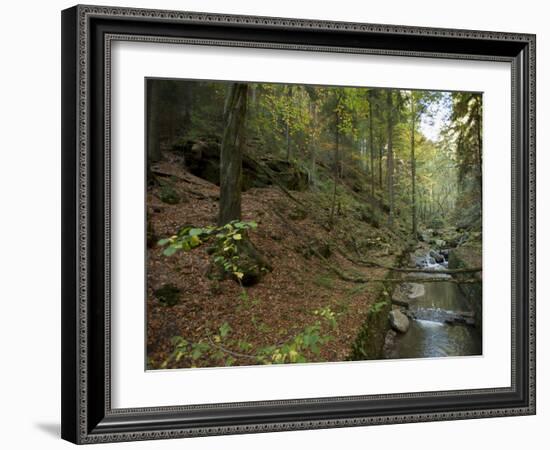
[159,301,338,368]
[158,220,258,281]
[314,306,338,330]
[256,323,332,364]
[162,322,235,368]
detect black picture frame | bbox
[61,4,536,444]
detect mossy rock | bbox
[288,207,307,221]
[154,284,181,306]
[359,206,380,228]
[171,138,194,154]
[349,291,392,360]
[178,140,308,191]
[159,184,181,205]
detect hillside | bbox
[147,152,410,369]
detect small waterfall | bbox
[385,249,482,359]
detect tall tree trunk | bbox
[429,185,434,217]
[167,109,176,145]
[218,83,248,226]
[378,135,383,188]
[360,139,367,172]
[476,103,483,195]
[386,91,394,227]
[285,121,290,161]
[147,79,162,163]
[180,82,193,138]
[309,103,317,186]
[410,97,417,238]
[369,97,375,199]
[250,84,257,107]
[285,85,293,161]
[329,110,340,228]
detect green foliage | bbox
[370,300,389,314]
[429,216,445,229]
[161,299,339,368]
[150,77,481,235]
[162,322,235,368]
[238,289,260,309]
[314,306,338,330]
[158,220,258,281]
[219,322,232,338]
[257,323,331,364]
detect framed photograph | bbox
[61,4,536,444]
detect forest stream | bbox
[385,249,482,359]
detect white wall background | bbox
[0,0,545,448]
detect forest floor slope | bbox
[147,154,409,368]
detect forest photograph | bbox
[145,78,483,370]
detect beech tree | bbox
[386,90,395,227]
[218,83,248,226]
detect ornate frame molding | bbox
[61,4,536,444]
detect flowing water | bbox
[387,253,482,359]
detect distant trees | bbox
[410,93,418,237]
[451,93,483,193]
[146,79,198,165]
[437,92,482,229]
[407,90,442,237]
[368,91,375,198]
[148,79,481,234]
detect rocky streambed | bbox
[383,246,482,360]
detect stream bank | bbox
[348,249,410,361]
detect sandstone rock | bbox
[176,139,308,192]
[383,329,398,357]
[429,249,445,263]
[389,309,410,333]
[407,283,425,299]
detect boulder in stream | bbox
[407,283,426,299]
[389,309,410,333]
[429,249,445,263]
[392,283,425,308]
